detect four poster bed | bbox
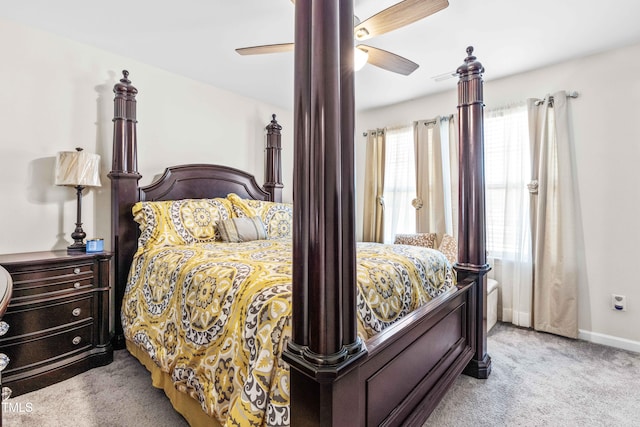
[109,6,490,425]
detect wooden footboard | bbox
[285,279,475,426]
[364,280,474,426]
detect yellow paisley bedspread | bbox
[122,240,453,426]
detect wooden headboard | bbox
[139,164,271,202]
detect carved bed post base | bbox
[286,355,363,426]
[455,265,492,379]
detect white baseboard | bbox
[578,329,640,353]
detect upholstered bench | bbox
[487,278,498,332]
[394,233,437,248]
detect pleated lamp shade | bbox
[55,148,101,187]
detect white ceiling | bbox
[2,0,640,111]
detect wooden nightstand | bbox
[0,251,113,396]
[0,265,12,426]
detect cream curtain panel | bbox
[362,130,386,242]
[443,116,459,240]
[413,116,458,242]
[528,92,581,339]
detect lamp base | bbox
[68,185,87,254]
[67,242,86,253]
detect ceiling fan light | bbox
[354,48,368,71]
[355,28,369,40]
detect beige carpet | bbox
[426,323,640,426]
[4,323,640,426]
[3,350,189,427]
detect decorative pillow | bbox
[227,193,293,240]
[132,198,234,248]
[394,233,437,249]
[218,216,267,243]
[438,233,458,264]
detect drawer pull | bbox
[74,282,81,289]
[0,353,9,371]
[72,336,82,345]
[1,387,12,401]
[0,321,8,336]
[73,267,81,274]
[72,308,82,317]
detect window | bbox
[382,126,416,243]
[484,105,531,258]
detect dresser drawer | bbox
[10,275,94,301]
[9,261,94,283]
[1,322,93,373]
[9,262,95,300]
[2,296,93,338]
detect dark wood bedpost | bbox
[282,0,366,424]
[455,47,492,379]
[265,114,283,202]
[108,70,141,349]
[339,0,358,352]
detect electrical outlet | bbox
[611,294,627,312]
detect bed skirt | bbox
[126,340,222,427]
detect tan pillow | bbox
[218,216,267,243]
[394,233,437,248]
[438,233,458,264]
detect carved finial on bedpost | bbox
[457,46,484,79]
[267,114,282,133]
[455,46,491,380]
[265,114,283,202]
[464,46,480,70]
[111,70,138,173]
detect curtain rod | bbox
[422,114,454,126]
[362,114,455,136]
[362,129,385,137]
[534,91,579,106]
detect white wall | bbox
[0,18,293,255]
[356,42,640,350]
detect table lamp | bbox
[55,148,102,253]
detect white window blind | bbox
[382,126,416,243]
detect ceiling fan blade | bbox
[354,0,448,41]
[236,43,295,56]
[357,45,419,76]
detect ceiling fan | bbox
[235,0,449,76]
